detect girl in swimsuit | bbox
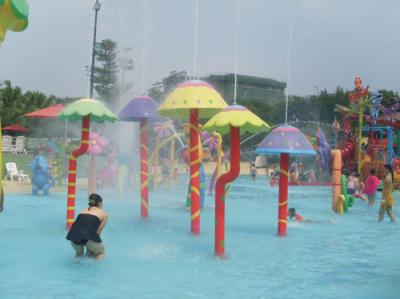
[378,165,396,223]
[347,170,359,195]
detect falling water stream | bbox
[233,0,240,105]
[141,0,148,95]
[285,0,295,124]
[193,0,199,79]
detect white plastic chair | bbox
[5,162,30,182]
[14,136,27,154]
[2,135,15,153]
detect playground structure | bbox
[334,78,400,190]
[277,77,400,196]
[257,125,316,236]
[0,0,29,44]
[204,105,270,257]
[159,80,228,235]
[59,98,118,229]
[118,96,160,219]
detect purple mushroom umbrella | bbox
[256,125,316,236]
[119,96,160,218]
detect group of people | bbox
[346,165,396,223]
[249,162,317,186]
[66,164,396,260]
[249,163,281,185]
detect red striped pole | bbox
[66,116,90,229]
[140,119,149,218]
[215,126,240,257]
[278,153,289,236]
[189,109,200,234]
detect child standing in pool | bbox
[249,162,257,181]
[378,164,396,223]
[347,170,359,195]
[360,168,381,206]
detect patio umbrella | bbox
[256,125,316,237]
[2,124,29,132]
[23,104,64,118]
[203,105,270,257]
[159,80,227,235]
[59,98,118,229]
[118,96,160,218]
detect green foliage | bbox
[378,89,399,105]
[0,80,25,126]
[147,81,164,103]
[93,39,119,105]
[0,81,78,137]
[148,71,186,103]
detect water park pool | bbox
[0,175,399,299]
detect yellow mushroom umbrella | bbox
[159,80,227,234]
[203,105,270,257]
[0,0,29,44]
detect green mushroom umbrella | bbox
[59,98,118,229]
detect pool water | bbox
[0,176,399,299]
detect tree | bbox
[0,80,25,126]
[148,71,187,103]
[147,81,164,102]
[93,39,119,106]
[0,81,71,137]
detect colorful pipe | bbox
[140,119,149,218]
[357,105,364,174]
[66,116,90,229]
[168,138,176,191]
[215,126,240,257]
[340,174,355,213]
[152,135,161,190]
[189,109,201,234]
[215,132,223,179]
[208,132,224,196]
[186,162,206,208]
[331,149,342,212]
[277,153,289,237]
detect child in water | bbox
[359,168,381,206]
[249,163,257,181]
[347,170,359,195]
[288,207,333,224]
[378,164,396,223]
[288,208,304,223]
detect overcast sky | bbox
[1,0,399,100]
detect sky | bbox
[1,0,400,100]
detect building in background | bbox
[203,73,286,105]
[155,71,286,105]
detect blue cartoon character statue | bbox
[31,156,55,195]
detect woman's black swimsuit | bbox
[66,214,102,245]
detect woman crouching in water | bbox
[66,193,108,259]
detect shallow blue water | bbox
[0,176,399,299]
